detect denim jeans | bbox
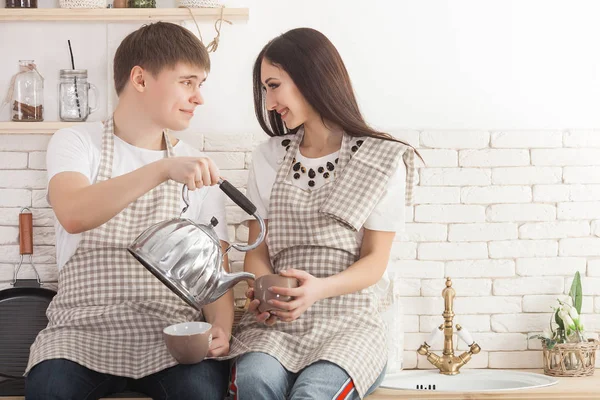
[230,352,386,400]
[25,358,229,400]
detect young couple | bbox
[26,22,415,400]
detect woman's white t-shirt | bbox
[244,135,406,234]
[47,122,229,270]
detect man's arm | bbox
[202,240,234,357]
[49,157,219,234]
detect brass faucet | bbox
[417,277,481,375]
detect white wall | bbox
[2,0,600,130]
[1,0,600,370]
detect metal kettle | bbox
[128,179,264,310]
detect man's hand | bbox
[163,157,220,190]
[207,325,231,357]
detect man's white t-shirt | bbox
[47,121,229,270]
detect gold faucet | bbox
[417,277,481,375]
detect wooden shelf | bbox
[0,7,249,22]
[0,121,77,134]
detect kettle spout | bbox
[202,271,255,307]
[222,271,255,291]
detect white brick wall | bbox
[1,129,600,370]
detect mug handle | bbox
[88,83,99,115]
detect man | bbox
[26,22,232,400]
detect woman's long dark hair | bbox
[253,27,417,153]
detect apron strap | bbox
[97,117,115,182]
[319,137,406,231]
[97,118,175,182]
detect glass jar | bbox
[59,69,99,122]
[6,0,38,8]
[128,0,155,7]
[12,60,44,122]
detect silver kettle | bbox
[128,179,264,310]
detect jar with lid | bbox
[59,69,99,122]
[11,60,44,122]
[6,0,38,8]
[128,0,155,7]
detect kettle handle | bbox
[229,213,266,252]
[180,180,266,252]
[218,179,266,252]
[218,179,257,215]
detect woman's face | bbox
[260,58,316,129]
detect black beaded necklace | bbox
[281,138,364,188]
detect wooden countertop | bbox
[368,369,598,399]
[0,369,597,399]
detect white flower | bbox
[559,309,576,332]
[568,305,579,321]
[563,296,573,306]
[542,327,553,339]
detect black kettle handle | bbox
[218,179,257,216]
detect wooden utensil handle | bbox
[19,211,33,255]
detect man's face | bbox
[143,62,207,131]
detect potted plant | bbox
[530,271,599,377]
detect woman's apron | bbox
[26,117,201,378]
[231,130,415,398]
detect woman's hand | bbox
[267,269,326,323]
[245,287,279,326]
[207,325,231,357]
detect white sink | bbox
[380,369,558,392]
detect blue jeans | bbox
[25,358,229,400]
[231,352,386,400]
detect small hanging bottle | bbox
[12,60,44,122]
[5,0,38,8]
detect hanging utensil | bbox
[0,208,56,380]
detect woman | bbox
[230,27,417,400]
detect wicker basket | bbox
[59,0,106,8]
[178,0,222,7]
[542,339,599,377]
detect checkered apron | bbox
[26,117,201,378]
[231,130,414,398]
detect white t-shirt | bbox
[46,121,229,270]
[245,135,406,233]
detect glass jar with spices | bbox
[11,60,44,122]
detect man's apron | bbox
[26,117,202,378]
[231,130,415,398]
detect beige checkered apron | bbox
[26,117,201,378]
[231,130,415,398]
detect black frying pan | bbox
[0,209,56,380]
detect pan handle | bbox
[13,207,41,287]
[19,207,33,255]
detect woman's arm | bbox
[243,220,274,279]
[319,228,394,298]
[270,228,395,322]
[244,220,282,325]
